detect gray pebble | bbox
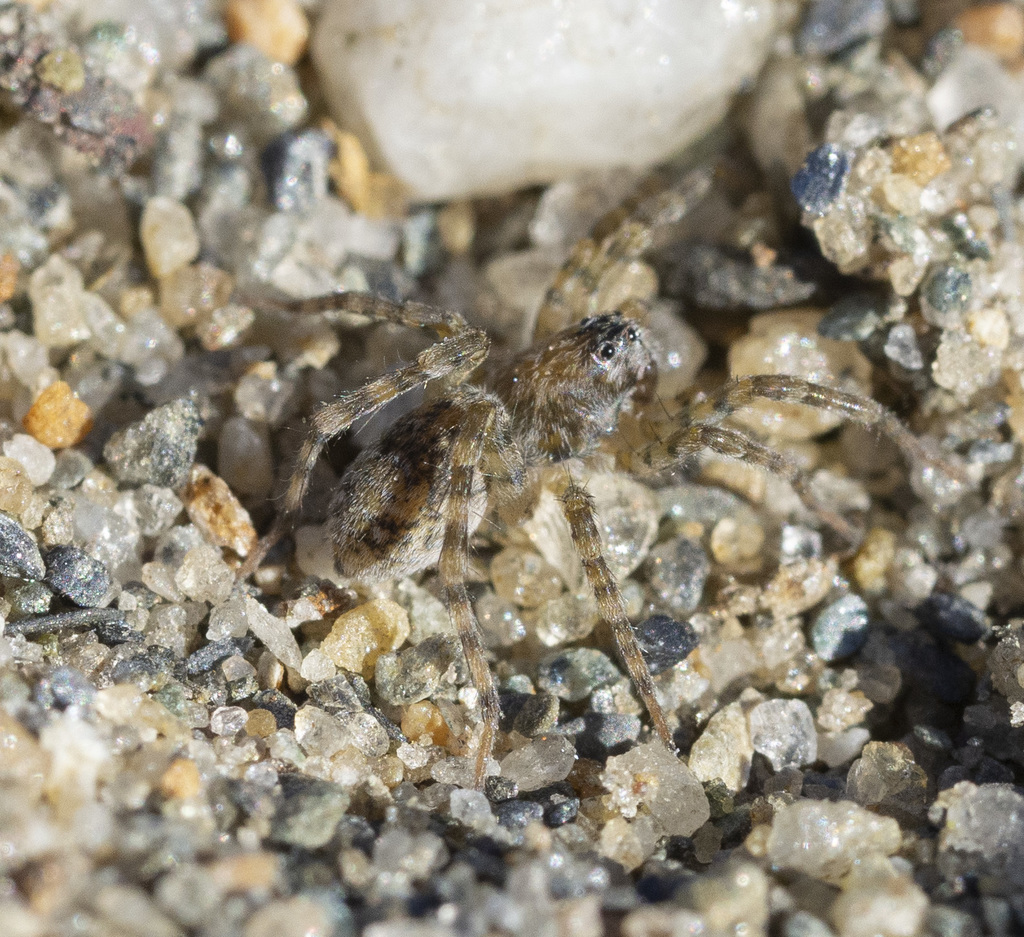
[102,398,202,489]
[0,509,45,580]
[537,648,620,702]
[44,546,112,607]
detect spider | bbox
[239,171,946,786]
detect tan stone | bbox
[225,0,309,67]
[22,381,93,449]
[319,598,410,677]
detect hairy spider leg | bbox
[534,168,711,338]
[560,480,676,751]
[436,398,509,787]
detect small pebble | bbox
[261,129,333,212]
[955,2,1024,66]
[158,758,202,799]
[140,197,200,279]
[915,593,989,643]
[603,741,710,837]
[44,545,112,607]
[183,464,258,555]
[922,265,971,326]
[811,594,871,661]
[374,634,461,706]
[537,648,620,702]
[22,381,93,449]
[798,0,889,56]
[511,693,559,737]
[818,294,884,341]
[748,699,817,771]
[568,712,641,760]
[0,509,45,580]
[632,615,699,675]
[224,0,310,67]
[3,433,56,486]
[320,598,410,679]
[648,538,711,615]
[500,736,576,792]
[883,322,925,370]
[791,144,851,215]
[103,398,202,489]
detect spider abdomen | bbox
[327,394,489,582]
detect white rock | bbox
[312,0,777,200]
[3,433,56,486]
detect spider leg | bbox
[679,374,962,478]
[639,422,860,543]
[560,480,676,751]
[534,169,711,339]
[247,290,473,340]
[436,398,508,787]
[235,321,489,582]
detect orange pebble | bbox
[956,3,1024,66]
[22,381,92,449]
[0,252,19,302]
[159,758,202,799]
[224,0,309,67]
[400,700,450,746]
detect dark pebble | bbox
[798,0,889,56]
[566,712,641,760]
[111,645,178,685]
[185,636,255,675]
[632,615,698,675]
[251,688,297,729]
[0,509,45,580]
[5,607,132,644]
[44,546,111,607]
[270,775,350,849]
[703,778,734,819]
[791,143,851,215]
[663,242,818,312]
[484,776,519,803]
[523,782,579,827]
[818,293,885,341]
[102,398,202,489]
[494,800,544,831]
[261,128,333,213]
[889,631,975,704]
[916,593,989,643]
[512,692,560,737]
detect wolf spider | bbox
[240,172,943,786]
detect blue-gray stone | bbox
[261,129,334,213]
[818,294,884,341]
[915,593,989,643]
[811,594,870,661]
[798,0,889,56]
[103,398,202,489]
[632,615,698,675]
[0,509,45,580]
[537,648,620,702]
[924,266,971,318]
[44,546,111,608]
[791,144,851,215]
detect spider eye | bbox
[598,341,617,361]
[625,326,638,342]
